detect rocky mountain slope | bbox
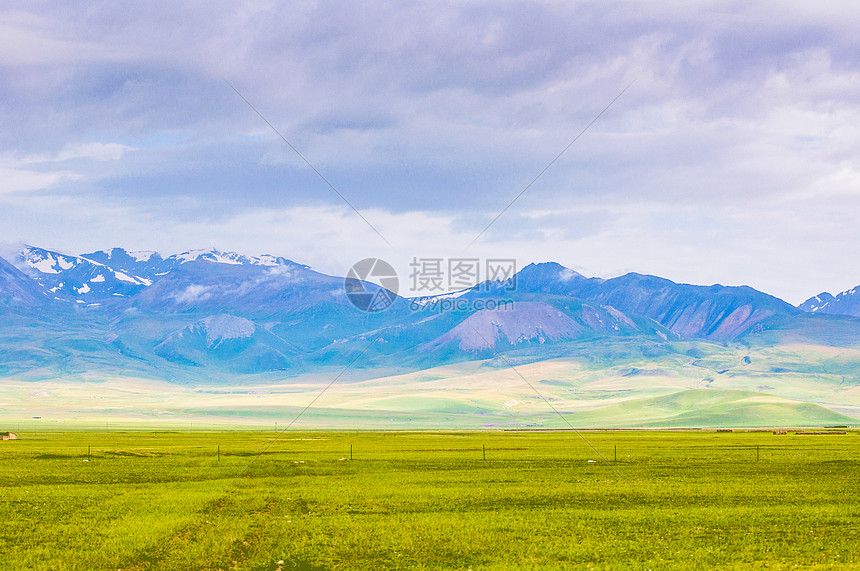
[800,286,860,317]
[1,246,857,382]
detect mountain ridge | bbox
[1,245,858,382]
[800,286,860,317]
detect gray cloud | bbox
[1,1,860,302]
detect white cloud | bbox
[1,1,860,304]
[54,142,134,162]
[173,285,213,304]
[0,167,77,194]
[559,269,579,282]
[0,142,133,194]
[1,191,858,304]
[0,14,116,66]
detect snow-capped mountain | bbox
[0,245,858,381]
[13,246,305,303]
[15,246,154,303]
[80,248,170,279]
[799,286,860,317]
[167,248,304,268]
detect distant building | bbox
[1,432,18,440]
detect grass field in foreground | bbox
[1,430,859,570]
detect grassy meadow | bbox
[3,338,859,430]
[1,429,859,569]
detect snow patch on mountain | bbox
[31,257,60,274]
[169,248,301,268]
[799,287,860,317]
[113,270,140,283]
[21,249,75,274]
[129,251,155,262]
[173,248,245,265]
[254,254,283,267]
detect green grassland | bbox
[2,338,859,430]
[2,430,859,569]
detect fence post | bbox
[350,444,353,461]
[483,444,486,461]
[218,445,220,462]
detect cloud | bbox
[172,285,213,304]
[54,142,133,162]
[0,142,133,195]
[1,1,860,303]
[2,191,858,304]
[559,268,580,282]
[0,167,77,194]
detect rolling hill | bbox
[1,245,859,428]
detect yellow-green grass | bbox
[1,430,859,569]
[548,389,859,429]
[2,340,859,429]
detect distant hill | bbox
[0,246,857,381]
[0,256,46,308]
[800,286,860,317]
[481,262,799,339]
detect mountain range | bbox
[1,245,858,383]
[800,287,860,317]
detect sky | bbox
[1,1,860,304]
